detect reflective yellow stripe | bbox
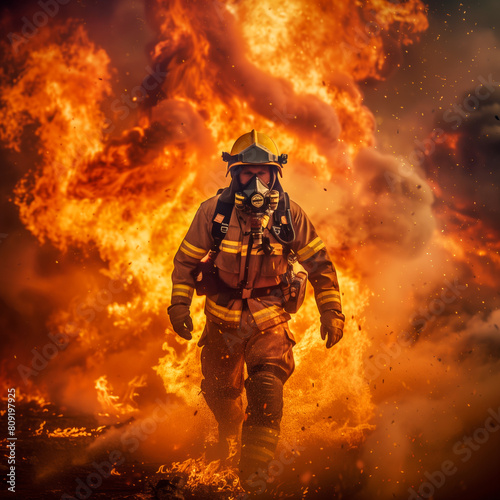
[252,433,280,446]
[221,240,240,248]
[269,244,283,255]
[172,284,194,299]
[318,298,341,307]
[241,244,283,256]
[180,246,203,259]
[220,248,240,254]
[180,240,207,259]
[206,298,241,321]
[174,284,193,291]
[252,305,281,320]
[297,236,322,256]
[248,426,280,446]
[297,236,325,262]
[221,240,242,254]
[183,240,207,255]
[246,425,279,436]
[317,290,341,306]
[220,243,283,256]
[243,426,280,459]
[242,446,275,462]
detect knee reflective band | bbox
[244,370,284,429]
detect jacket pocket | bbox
[260,254,288,277]
[214,251,241,288]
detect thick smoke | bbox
[428,86,500,235]
[352,20,500,500]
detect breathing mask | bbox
[234,174,279,248]
[234,175,279,214]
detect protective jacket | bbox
[171,193,345,336]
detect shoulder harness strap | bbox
[211,192,233,253]
[271,192,296,250]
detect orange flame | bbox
[0,0,428,460]
[95,375,146,416]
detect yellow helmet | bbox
[222,129,288,177]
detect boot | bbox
[205,429,240,465]
[238,425,280,495]
[238,369,285,494]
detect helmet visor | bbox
[222,143,287,176]
[239,143,278,164]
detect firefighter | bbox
[168,130,344,493]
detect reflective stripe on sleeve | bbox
[172,284,194,299]
[180,239,207,260]
[297,236,325,262]
[316,289,342,307]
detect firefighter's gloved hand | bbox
[320,310,345,348]
[168,304,193,340]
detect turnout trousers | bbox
[199,306,295,478]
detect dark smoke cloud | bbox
[339,6,500,498]
[357,304,500,500]
[349,147,434,257]
[428,86,500,235]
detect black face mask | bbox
[235,175,279,213]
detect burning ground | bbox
[0,0,499,499]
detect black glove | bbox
[320,310,345,349]
[168,304,193,340]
